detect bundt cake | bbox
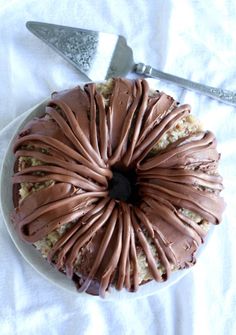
[11,78,225,297]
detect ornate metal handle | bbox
[135,63,236,106]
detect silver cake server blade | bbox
[26,21,133,82]
[26,21,236,106]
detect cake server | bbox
[26,21,236,106]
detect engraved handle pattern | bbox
[135,63,236,106]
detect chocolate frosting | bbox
[11,78,225,297]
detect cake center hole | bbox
[108,169,139,205]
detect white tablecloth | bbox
[0,1,236,334]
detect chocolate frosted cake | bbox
[11,78,225,297]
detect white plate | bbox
[0,99,214,301]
